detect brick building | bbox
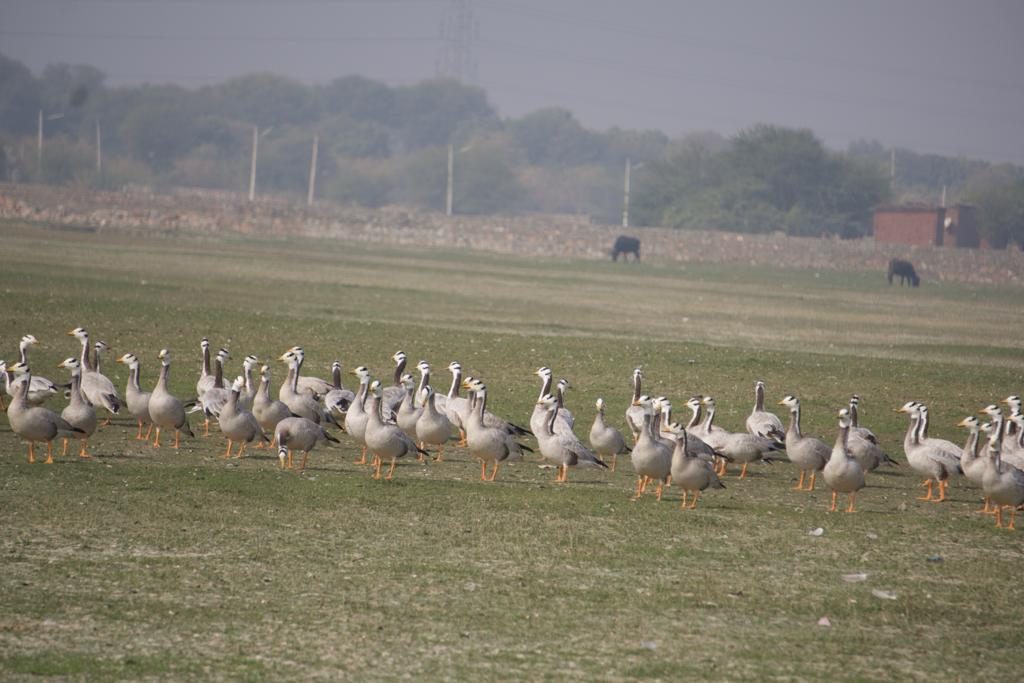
[873,203,981,248]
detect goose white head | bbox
[242,355,259,370]
[538,393,558,408]
[158,348,171,364]
[200,337,210,349]
[686,396,703,411]
[448,361,462,375]
[351,365,370,380]
[1002,395,1021,411]
[95,340,111,353]
[369,380,384,398]
[278,349,297,363]
[117,353,139,368]
[980,404,1002,419]
[634,393,652,408]
[231,376,245,393]
[595,397,605,411]
[702,396,716,409]
[8,361,28,375]
[393,350,407,364]
[416,360,430,374]
[957,415,980,430]
[216,348,230,362]
[58,357,80,372]
[67,327,88,340]
[401,373,416,389]
[20,334,39,349]
[837,407,852,428]
[260,364,271,379]
[535,366,552,378]
[779,394,799,410]
[557,378,571,392]
[895,401,920,414]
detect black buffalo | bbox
[611,235,641,262]
[887,258,920,287]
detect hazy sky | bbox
[3,0,1023,164]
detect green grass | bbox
[1,218,1023,680]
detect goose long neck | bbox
[69,369,85,404]
[415,371,428,406]
[201,344,211,376]
[157,361,170,389]
[332,365,342,389]
[632,373,641,403]
[18,342,28,365]
[962,429,980,463]
[545,401,557,435]
[448,369,461,400]
[849,401,860,427]
[393,356,406,386]
[686,404,701,430]
[788,404,802,438]
[79,334,94,372]
[918,410,930,441]
[834,424,850,453]
[258,375,271,398]
[754,384,765,411]
[129,365,142,391]
[905,413,920,448]
[539,373,553,401]
[214,358,225,388]
[703,403,716,430]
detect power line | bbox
[474,1,1024,94]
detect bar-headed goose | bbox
[67,327,121,419]
[589,398,630,472]
[117,352,153,441]
[778,395,829,491]
[669,426,724,509]
[57,357,97,458]
[535,394,607,483]
[5,363,84,463]
[149,349,193,449]
[746,380,785,444]
[218,376,268,458]
[823,408,865,512]
[275,416,340,471]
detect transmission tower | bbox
[436,0,478,84]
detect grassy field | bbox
[1,219,1022,681]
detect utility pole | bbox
[307,134,319,207]
[36,109,43,177]
[622,158,632,228]
[95,120,102,175]
[446,143,454,216]
[622,158,643,229]
[248,125,258,202]
[889,148,895,188]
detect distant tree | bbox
[393,79,495,150]
[964,166,1024,248]
[600,126,670,167]
[325,158,393,208]
[204,73,319,128]
[450,136,525,214]
[116,85,201,171]
[0,52,40,135]
[319,75,397,125]
[319,114,391,159]
[260,127,338,195]
[392,146,448,209]
[508,107,603,167]
[37,63,106,137]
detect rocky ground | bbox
[2,183,1021,286]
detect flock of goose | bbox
[4,329,1024,528]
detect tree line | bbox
[1,51,1021,244]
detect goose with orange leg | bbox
[5,363,84,464]
[823,408,865,512]
[57,357,97,458]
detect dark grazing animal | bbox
[611,235,641,262]
[887,258,920,287]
